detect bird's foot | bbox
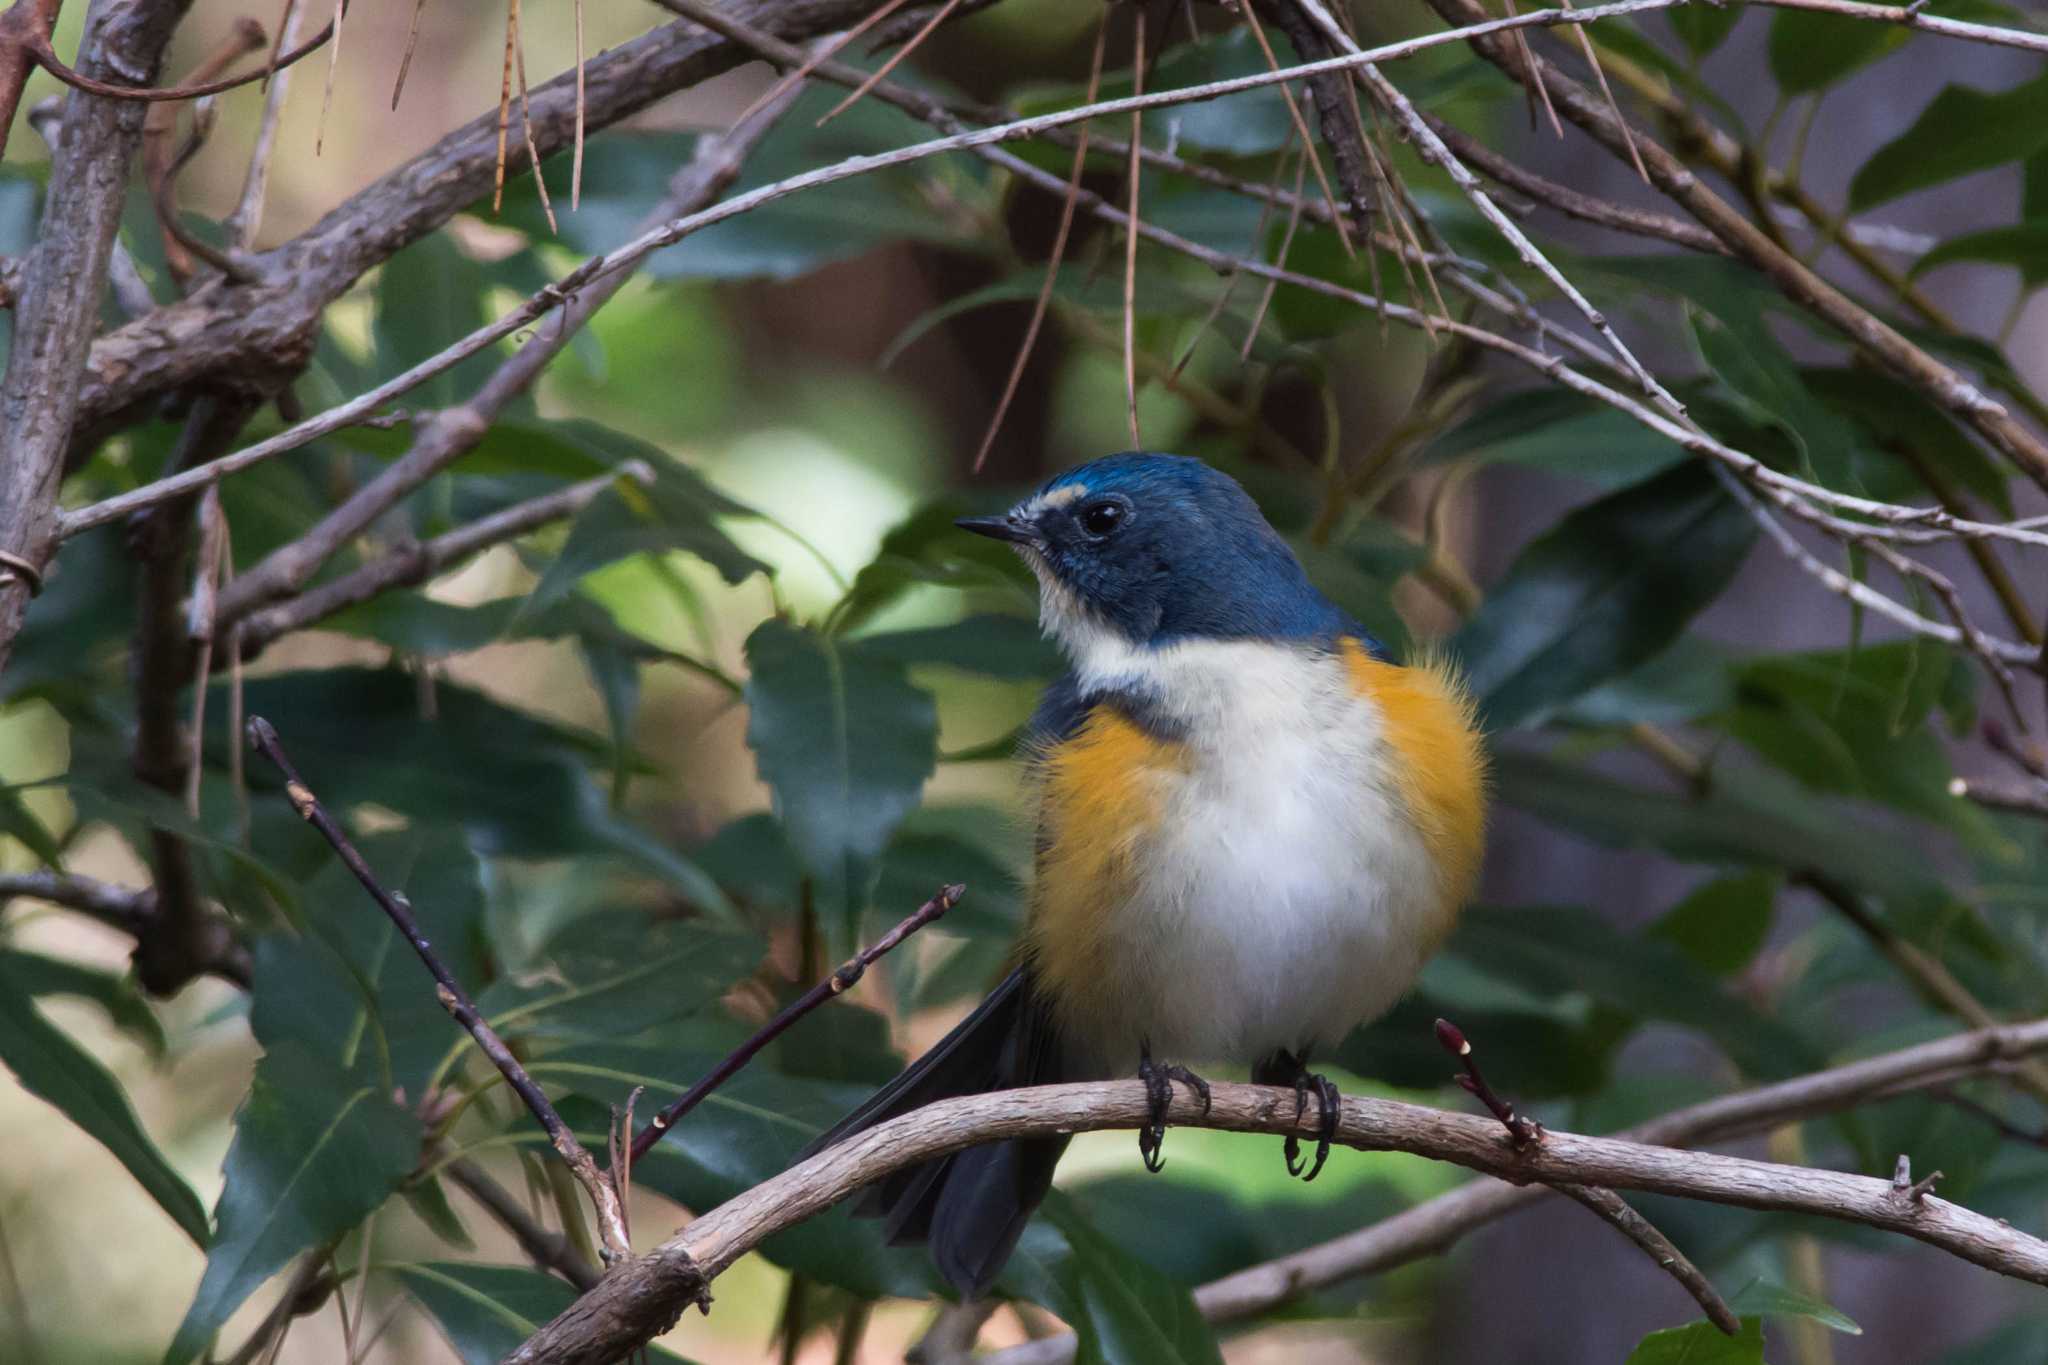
[1284,1070,1342,1182]
[1137,1048,1211,1173]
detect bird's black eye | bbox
[1079,500,1128,538]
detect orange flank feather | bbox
[1341,641,1489,920]
[1022,706,1183,1022]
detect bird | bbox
[803,451,1487,1297]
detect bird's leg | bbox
[1136,1043,1211,1173]
[1253,1048,1341,1181]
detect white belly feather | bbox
[1062,637,1444,1071]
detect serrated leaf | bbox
[165,1043,421,1364]
[0,958,208,1247]
[1453,463,1757,729]
[1624,1317,1765,1364]
[743,619,938,934]
[477,911,762,1043]
[1849,70,2048,210]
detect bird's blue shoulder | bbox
[1024,673,1185,757]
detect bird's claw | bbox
[1137,1050,1210,1173]
[1282,1070,1341,1182]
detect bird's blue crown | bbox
[968,452,1360,649]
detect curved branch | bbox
[25,4,339,103]
[507,1074,2048,1364]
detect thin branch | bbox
[0,870,152,932]
[1423,113,1727,255]
[1122,5,1146,450]
[225,0,306,249]
[234,463,654,657]
[445,1158,601,1291]
[507,1075,2048,1364]
[246,718,634,1260]
[0,0,64,167]
[1557,1184,1739,1335]
[26,3,340,103]
[630,883,963,1163]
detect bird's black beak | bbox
[955,515,1040,546]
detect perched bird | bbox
[806,452,1486,1295]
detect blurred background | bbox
[2,0,2047,1361]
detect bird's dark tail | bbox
[801,966,1067,1296]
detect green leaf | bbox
[1495,748,1943,901]
[1728,1278,1862,1334]
[403,1176,474,1251]
[1911,222,2048,287]
[250,828,491,1096]
[166,1043,422,1364]
[0,946,166,1054]
[1849,70,2048,210]
[1563,634,1737,728]
[540,1043,942,1298]
[1025,1197,1226,1365]
[1451,905,1818,1078]
[1624,1317,1765,1364]
[374,230,502,409]
[1651,873,1778,976]
[834,497,1036,634]
[1800,368,2012,515]
[1767,10,1909,93]
[0,958,208,1247]
[1670,3,1744,57]
[522,422,771,612]
[397,1262,694,1365]
[478,910,761,1043]
[852,614,1060,680]
[1453,463,1757,729]
[1421,388,1688,489]
[211,668,729,911]
[743,619,938,933]
[1685,306,1863,487]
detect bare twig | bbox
[1436,1017,1541,1147]
[1557,1184,1739,1335]
[234,463,654,657]
[1122,5,1147,449]
[508,1075,2048,1364]
[246,717,634,1260]
[630,883,963,1162]
[0,0,64,166]
[445,1158,601,1291]
[226,0,307,249]
[26,3,339,104]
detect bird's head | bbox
[957,452,1344,671]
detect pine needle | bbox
[974,11,1109,473]
[572,0,586,209]
[817,0,964,127]
[315,0,345,154]
[391,0,428,109]
[1560,0,1648,181]
[511,0,557,232]
[1123,5,1147,450]
[1241,143,1308,362]
[1237,0,1354,258]
[493,0,515,212]
[730,0,913,129]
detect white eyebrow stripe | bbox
[1019,483,1087,518]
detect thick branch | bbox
[0,0,194,676]
[508,1075,2048,1364]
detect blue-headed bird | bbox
[807,452,1487,1295]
